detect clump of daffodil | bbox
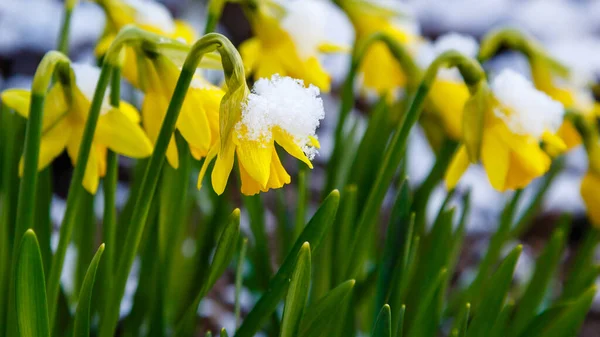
[95,0,197,87]
[1,63,152,194]
[199,75,324,195]
[417,33,480,141]
[240,0,346,92]
[339,0,421,96]
[446,69,567,191]
[479,28,600,151]
[135,53,225,168]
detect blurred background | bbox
[2,0,600,335]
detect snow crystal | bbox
[239,75,325,160]
[491,69,564,139]
[125,0,176,34]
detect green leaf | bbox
[527,286,596,337]
[234,190,340,337]
[405,268,447,337]
[466,245,522,337]
[176,209,241,333]
[220,328,229,337]
[298,279,356,337]
[15,229,50,337]
[510,226,566,336]
[396,304,406,337]
[281,242,311,337]
[235,238,248,328]
[489,301,514,337]
[372,305,392,337]
[449,303,470,337]
[73,244,105,337]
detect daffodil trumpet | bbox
[98,32,243,337]
[345,51,485,279]
[326,32,419,194]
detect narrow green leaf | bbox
[535,286,596,337]
[244,194,272,289]
[372,305,392,337]
[298,279,356,337]
[176,209,241,333]
[510,226,566,336]
[396,304,406,337]
[561,228,599,301]
[281,242,312,337]
[73,244,105,337]
[405,269,447,337]
[220,328,229,337]
[16,229,50,337]
[466,245,522,337]
[235,238,248,328]
[234,190,340,337]
[206,331,212,337]
[489,301,514,337]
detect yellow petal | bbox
[67,135,100,194]
[177,92,212,154]
[556,121,582,149]
[197,144,219,190]
[43,83,69,130]
[173,20,197,44]
[240,38,262,75]
[2,89,31,117]
[273,128,313,169]
[95,108,153,158]
[211,140,235,195]
[118,100,141,123]
[581,171,600,227]
[318,42,350,53]
[265,149,291,190]
[445,145,470,190]
[541,131,567,157]
[302,57,331,93]
[428,80,470,140]
[504,142,550,190]
[142,92,179,168]
[481,130,510,191]
[239,162,264,196]
[236,138,273,188]
[95,34,116,57]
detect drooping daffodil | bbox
[1,63,152,194]
[530,61,600,150]
[198,75,324,195]
[240,0,347,92]
[340,0,421,96]
[95,0,197,87]
[136,54,225,168]
[446,69,567,192]
[417,33,480,140]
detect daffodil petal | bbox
[541,131,567,157]
[96,108,153,158]
[581,171,600,227]
[212,141,235,195]
[240,162,264,196]
[198,144,219,190]
[177,94,212,154]
[481,131,510,191]
[445,145,470,190]
[239,38,262,75]
[67,135,100,194]
[2,89,31,117]
[236,138,273,188]
[318,42,349,53]
[119,100,141,123]
[273,128,312,169]
[266,149,291,190]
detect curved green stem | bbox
[344,51,484,279]
[478,28,569,77]
[324,32,420,195]
[98,32,244,337]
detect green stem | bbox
[98,32,242,337]
[344,51,484,279]
[324,32,420,196]
[204,0,226,34]
[57,7,73,54]
[46,62,112,327]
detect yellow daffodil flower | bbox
[417,33,480,140]
[1,63,152,194]
[198,75,324,195]
[446,69,566,191]
[240,0,345,92]
[531,61,600,149]
[581,170,600,227]
[136,54,224,168]
[341,0,420,96]
[95,0,197,87]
